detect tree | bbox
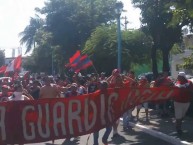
[22,0,119,74]
[35,0,117,59]
[23,30,53,73]
[19,15,44,54]
[169,0,193,30]
[83,25,152,74]
[0,49,5,66]
[132,0,183,78]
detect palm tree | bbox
[19,15,44,54]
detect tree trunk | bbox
[151,44,158,79]
[162,48,170,73]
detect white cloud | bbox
[121,0,141,29]
[0,0,45,57]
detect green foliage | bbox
[83,25,152,74]
[19,15,44,54]
[168,0,193,29]
[0,49,5,66]
[23,31,53,74]
[171,43,184,55]
[180,54,193,70]
[22,0,118,74]
[132,0,183,75]
[36,0,117,57]
[167,1,193,71]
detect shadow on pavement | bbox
[121,127,172,145]
[135,109,193,143]
[109,134,131,145]
[61,137,80,145]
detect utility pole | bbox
[124,16,128,30]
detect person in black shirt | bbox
[87,73,99,93]
[30,80,41,100]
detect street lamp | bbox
[115,1,123,72]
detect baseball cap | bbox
[178,72,186,78]
[139,76,146,80]
[71,83,77,87]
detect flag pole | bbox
[91,63,99,76]
[87,55,98,76]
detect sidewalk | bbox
[128,108,193,144]
[27,108,192,145]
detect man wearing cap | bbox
[174,72,193,135]
[136,76,150,121]
[99,72,107,81]
[65,83,78,98]
[154,71,174,117]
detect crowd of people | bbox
[0,69,192,145]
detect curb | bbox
[120,118,191,145]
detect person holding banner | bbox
[174,72,193,135]
[107,69,136,137]
[87,73,99,94]
[93,80,112,145]
[9,82,34,101]
[122,71,137,130]
[107,69,122,138]
[136,76,150,122]
[7,83,33,144]
[39,76,60,144]
[154,71,174,117]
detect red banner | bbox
[0,87,188,144]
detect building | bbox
[171,33,193,78]
[5,57,27,73]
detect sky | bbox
[0,0,141,57]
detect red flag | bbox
[69,50,81,64]
[73,55,93,72]
[0,65,7,74]
[5,55,22,72]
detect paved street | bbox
[26,123,173,145]
[26,108,193,145]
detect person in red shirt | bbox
[174,72,193,135]
[107,69,137,135]
[106,69,122,138]
[154,71,174,117]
